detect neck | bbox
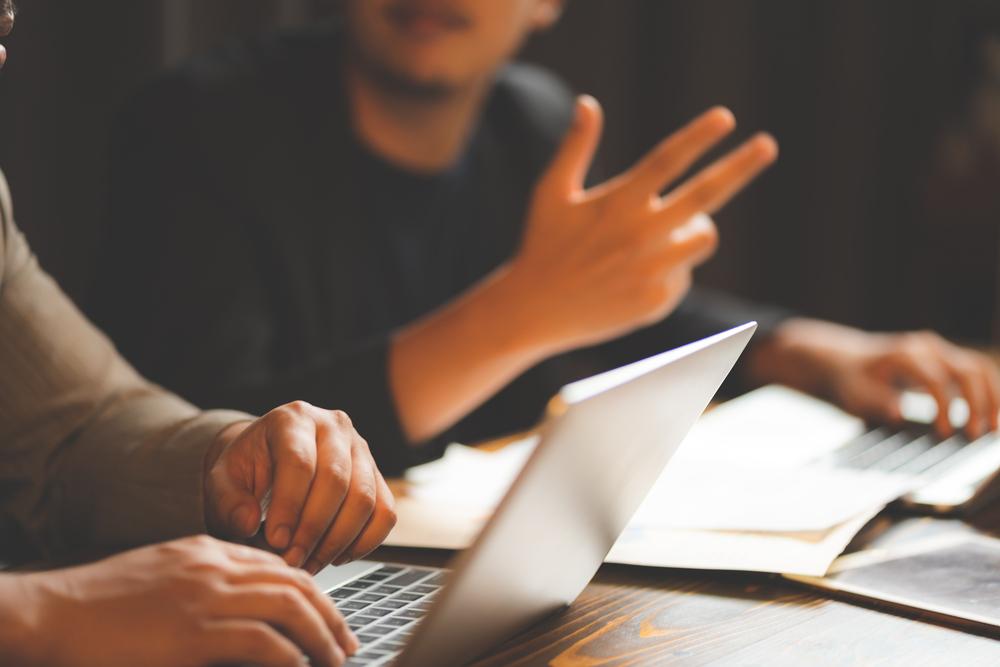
[345,64,490,173]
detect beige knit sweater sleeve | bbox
[0,170,251,558]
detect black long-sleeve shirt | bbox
[93,25,788,475]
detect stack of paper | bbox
[385,386,915,576]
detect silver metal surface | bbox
[393,323,757,667]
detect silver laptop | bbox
[311,322,757,666]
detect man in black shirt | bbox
[95,0,999,476]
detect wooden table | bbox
[374,460,1000,666]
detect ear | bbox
[530,0,565,31]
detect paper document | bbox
[386,386,909,576]
[403,438,908,534]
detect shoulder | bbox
[487,62,576,170]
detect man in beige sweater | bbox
[0,4,391,665]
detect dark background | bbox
[1,0,999,343]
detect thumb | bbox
[542,95,604,198]
[206,453,265,539]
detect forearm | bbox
[389,263,554,444]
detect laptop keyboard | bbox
[832,426,997,476]
[327,564,445,666]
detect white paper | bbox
[385,386,910,576]
[403,427,908,534]
[386,493,883,577]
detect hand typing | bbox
[204,401,397,574]
[4,536,356,667]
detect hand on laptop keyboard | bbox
[749,321,1000,439]
[2,535,358,667]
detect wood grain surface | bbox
[371,490,1000,665]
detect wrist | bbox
[746,318,855,398]
[483,260,568,363]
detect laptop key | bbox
[372,585,402,594]
[356,633,381,645]
[366,624,394,636]
[411,585,438,594]
[340,600,369,611]
[425,572,447,585]
[384,569,435,587]
[382,616,411,627]
[357,593,387,603]
[395,593,422,602]
[375,600,407,610]
[364,606,392,617]
[397,608,424,620]
[330,587,363,600]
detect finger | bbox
[210,585,344,667]
[264,412,319,552]
[335,470,398,566]
[540,95,604,198]
[303,438,378,569]
[284,420,353,568]
[943,354,991,439]
[206,422,268,539]
[649,213,719,270]
[621,106,735,200]
[199,620,315,667]
[981,357,1000,431]
[228,563,358,655]
[656,133,778,226]
[220,541,288,566]
[893,353,954,436]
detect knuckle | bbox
[324,461,352,489]
[292,567,318,590]
[328,409,354,429]
[377,502,399,531]
[285,447,316,473]
[188,534,218,549]
[354,434,372,454]
[287,400,314,414]
[276,587,305,612]
[354,487,378,515]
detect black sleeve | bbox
[92,75,422,477]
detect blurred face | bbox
[345,0,562,96]
[0,0,14,69]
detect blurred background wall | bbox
[1,0,998,343]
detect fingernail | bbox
[271,525,291,550]
[285,546,305,568]
[350,631,361,653]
